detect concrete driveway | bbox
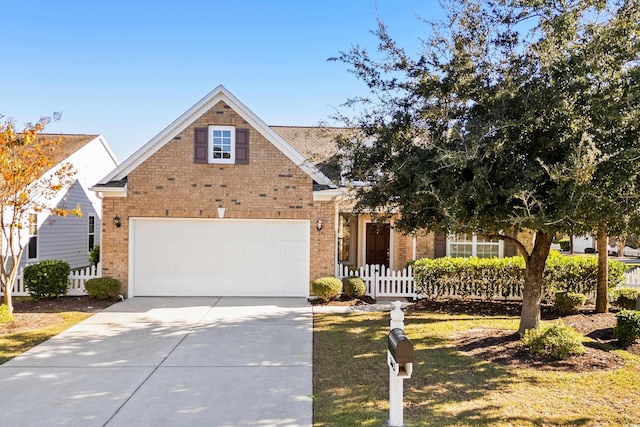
[0,297,312,427]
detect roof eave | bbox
[89,184,128,198]
[313,187,346,202]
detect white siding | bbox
[15,136,118,270]
[20,181,100,269]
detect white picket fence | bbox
[624,267,640,289]
[338,264,640,301]
[2,263,102,297]
[337,264,415,299]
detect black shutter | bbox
[194,128,208,163]
[434,233,447,258]
[236,128,249,164]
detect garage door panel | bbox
[131,218,310,297]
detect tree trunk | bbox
[617,237,626,258]
[596,228,609,313]
[518,231,553,335]
[569,236,574,255]
[3,288,12,314]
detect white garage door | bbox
[130,218,310,297]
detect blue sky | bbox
[1,1,442,160]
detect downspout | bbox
[412,235,417,260]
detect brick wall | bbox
[101,101,337,296]
[393,231,414,270]
[416,231,436,259]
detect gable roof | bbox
[38,133,100,165]
[97,85,336,188]
[270,126,351,164]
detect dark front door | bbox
[366,223,390,267]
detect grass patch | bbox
[0,311,92,365]
[313,311,640,426]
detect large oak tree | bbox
[333,0,640,333]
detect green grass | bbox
[313,311,640,426]
[0,312,92,365]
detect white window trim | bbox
[446,234,503,258]
[208,125,235,164]
[88,215,96,252]
[27,213,39,261]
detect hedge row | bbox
[413,251,626,301]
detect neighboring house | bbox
[92,86,342,298]
[2,134,119,270]
[272,126,523,272]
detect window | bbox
[338,213,353,262]
[194,127,248,165]
[448,233,501,258]
[208,126,235,164]
[88,216,95,251]
[27,213,38,260]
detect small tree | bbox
[0,115,79,313]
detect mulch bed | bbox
[409,299,640,371]
[0,296,117,336]
[11,296,117,313]
[315,296,640,371]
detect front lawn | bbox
[0,296,116,365]
[313,307,640,426]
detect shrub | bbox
[554,291,587,314]
[342,276,366,298]
[413,254,625,301]
[611,287,640,310]
[521,322,585,360]
[89,245,100,266]
[0,304,14,324]
[584,247,596,254]
[24,260,70,300]
[558,239,571,251]
[85,277,122,300]
[614,310,640,347]
[312,277,343,301]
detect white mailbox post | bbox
[387,301,414,427]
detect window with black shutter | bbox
[194,126,250,165]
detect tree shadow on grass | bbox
[313,312,600,427]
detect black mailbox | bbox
[388,328,414,364]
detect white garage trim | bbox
[128,217,310,297]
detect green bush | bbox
[521,322,585,360]
[614,310,640,347]
[24,260,70,300]
[554,291,587,314]
[342,276,366,298]
[89,245,100,266]
[0,304,14,324]
[312,277,343,301]
[413,252,625,301]
[558,239,571,251]
[611,287,640,310]
[85,277,122,300]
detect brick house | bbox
[92,86,342,297]
[93,86,523,298]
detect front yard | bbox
[313,302,640,426]
[2,296,639,425]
